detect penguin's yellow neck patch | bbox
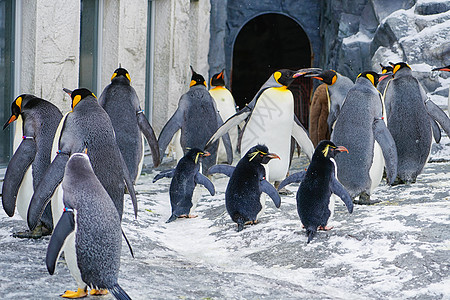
[211,86,226,91]
[366,74,375,86]
[274,71,282,84]
[393,65,400,74]
[331,75,337,85]
[381,69,387,74]
[272,86,288,91]
[16,96,23,110]
[126,73,131,82]
[111,73,117,81]
[72,95,82,110]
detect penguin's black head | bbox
[389,62,411,75]
[273,69,298,87]
[111,67,131,82]
[379,63,393,74]
[315,140,348,160]
[65,88,97,110]
[190,66,207,88]
[185,148,210,164]
[357,71,380,87]
[210,70,225,87]
[311,70,337,85]
[245,144,280,164]
[432,65,450,72]
[3,95,26,130]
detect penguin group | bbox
[1,58,450,297]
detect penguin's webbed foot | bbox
[244,220,258,225]
[90,288,108,296]
[61,288,87,298]
[352,192,381,205]
[318,225,333,231]
[12,224,51,239]
[179,214,198,219]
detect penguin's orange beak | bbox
[379,75,389,81]
[335,146,349,153]
[3,115,17,130]
[266,153,280,160]
[202,151,211,157]
[432,67,450,72]
[312,76,324,81]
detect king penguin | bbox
[278,140,353,243]
[307,70,354,134]
[377,63,394,97]
[205,68,321,184]
[384,62,450,184]
[432,65,450,113]
[331,71,398,204]
[2,95,62,238]
[153,148,215,223]
[158,66,233,174]
[208,144,281,231]
[209,69,238,162]
[46,153,132,299]
[27,88,138,231]
[99,67,160,183]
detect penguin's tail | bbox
[110,284,132,300]
[306,227,317,244]
[166,214,178,223]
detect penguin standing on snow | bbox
[158,66,233,174]
[384,62,450,184]
[2,95,62,238]
[307,70,354,133]
[99,67,160,183]
[46,153,132,299]
[331,71,398,204]
[206,68,321,184]
[278,140,353,243]
[432,65,450,113]
[153,148,215,223]
[208,144,281,232]
[27,88,138,231]
[209,70,238,161]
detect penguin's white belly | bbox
[256,193,267,220]
[369,141,385,193]
[241,88,294,182]
[135,134,145,183]
[63,212,85,289]
[16,166,33,220]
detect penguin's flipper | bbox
[430,118,441,143]
[330,177,353,213]
[137,111,161,167]
[292,116,314,161]
[194,172,215,196]
[46,209,75,275]
[118,150,138,218]
[425,99,450,137]
[158,108,183,162]
[152,169,175,183]
[1,139,37,217]
[110,284,132,300]
[373,118,398,185]
[277,171,306,191]
[207,164,235,177]
[27,153,69,230]
[205,106,252,149]
[260,180,281,208]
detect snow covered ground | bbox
[0,131,449,299]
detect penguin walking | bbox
[153,148,215,223]
[46,153,132,299]
[278,140,353,243]
[99,67,160,183]
[158,66,233,174]
[209,69,238,162]
[384,62,450,184]
[307,70,354,134]
[27,88,138,231]
[432,65,450,113]
[331,71,398,204]
[2,95,62,238]
[208,144,281,231]
[205,68,321,183]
